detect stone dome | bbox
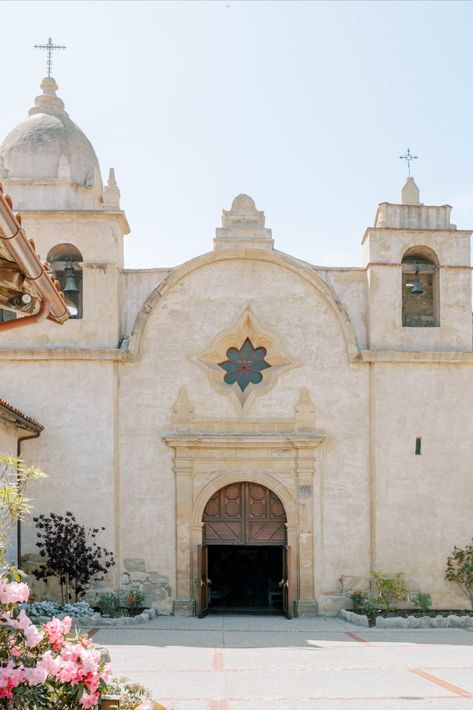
[0,77,102,193]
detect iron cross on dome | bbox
[34,37,66,77]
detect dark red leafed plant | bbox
[33,511,115,604]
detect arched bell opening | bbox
[198,482,290,617]
[402,246,439,327]
[47,243,83,319]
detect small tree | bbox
[0,454,45,564]
[33,511,115,603]
[371,572,408,612]
[445,539,473,608]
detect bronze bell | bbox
[411,265,424,295]
[63,262,80,294]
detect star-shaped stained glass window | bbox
[218,338,271,392]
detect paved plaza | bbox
[90,615,473,709]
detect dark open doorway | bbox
[207,545,284,614]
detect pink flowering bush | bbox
[0,566,110,708]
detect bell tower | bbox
[0,77,130,347]
[363,177,472,352]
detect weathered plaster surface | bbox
[120,268,171,338]
[0,82,471,614]
[119,256,371,605]
[0,419,18,458]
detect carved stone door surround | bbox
[164,388,326,617]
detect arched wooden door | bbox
[198,482,291,618]
[203,482,287,545]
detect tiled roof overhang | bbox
[0,183,69,324]
[0,397,43,434]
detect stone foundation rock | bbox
[339,608,369,627]
[21,554,173,615]
[121,559,173,615]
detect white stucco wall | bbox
[0,419,18,457]
[121,268,171,337]
[373,362,473,607]
[0,361,118,586]
[118,255,371,598]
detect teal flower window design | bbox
[218,338,271,392]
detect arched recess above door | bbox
[203,482,287,545]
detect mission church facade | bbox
[0,75,472,616]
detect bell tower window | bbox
[402,247,439,327]
[47,244,83,319]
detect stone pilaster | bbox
[174,452,193,599]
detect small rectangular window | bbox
[415,437,422,455]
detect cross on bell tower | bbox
[34,37,66,77]
[399,148,418,177]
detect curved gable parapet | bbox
[127,249,360,361]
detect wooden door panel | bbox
[204,522,242,544]
[203,482,287,545]
[247,521,287,544]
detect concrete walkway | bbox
[90,614,473,710]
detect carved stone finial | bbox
[173,388,194,431]
[214,193,273,251]
[107,168,117,187]
[28,77,67,117]
[295,388,316,431]
[103,168,121,207]
[402,176,420,205]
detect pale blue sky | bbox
[1,0,473,268]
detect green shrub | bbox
[371,572,408,611]
[411,592,432,615]
[349,590,377,623]
[350,590,368,614]
[97,592,119,617]
[123,589,145,616]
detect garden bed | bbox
[340,608,473,628]
[23,600,158,627]
[376,609,473,619]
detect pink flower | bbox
[43,615,72,651]
[0,660,24,698]
[56,659,80,684]
[37,650,60,676]
[0,580,29,604]
[79,690,99,708]
[24,623,44,648]
[23,665,48,685]
[62,615,72,634]
[61,641,83,663]
[14,609,32,630]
